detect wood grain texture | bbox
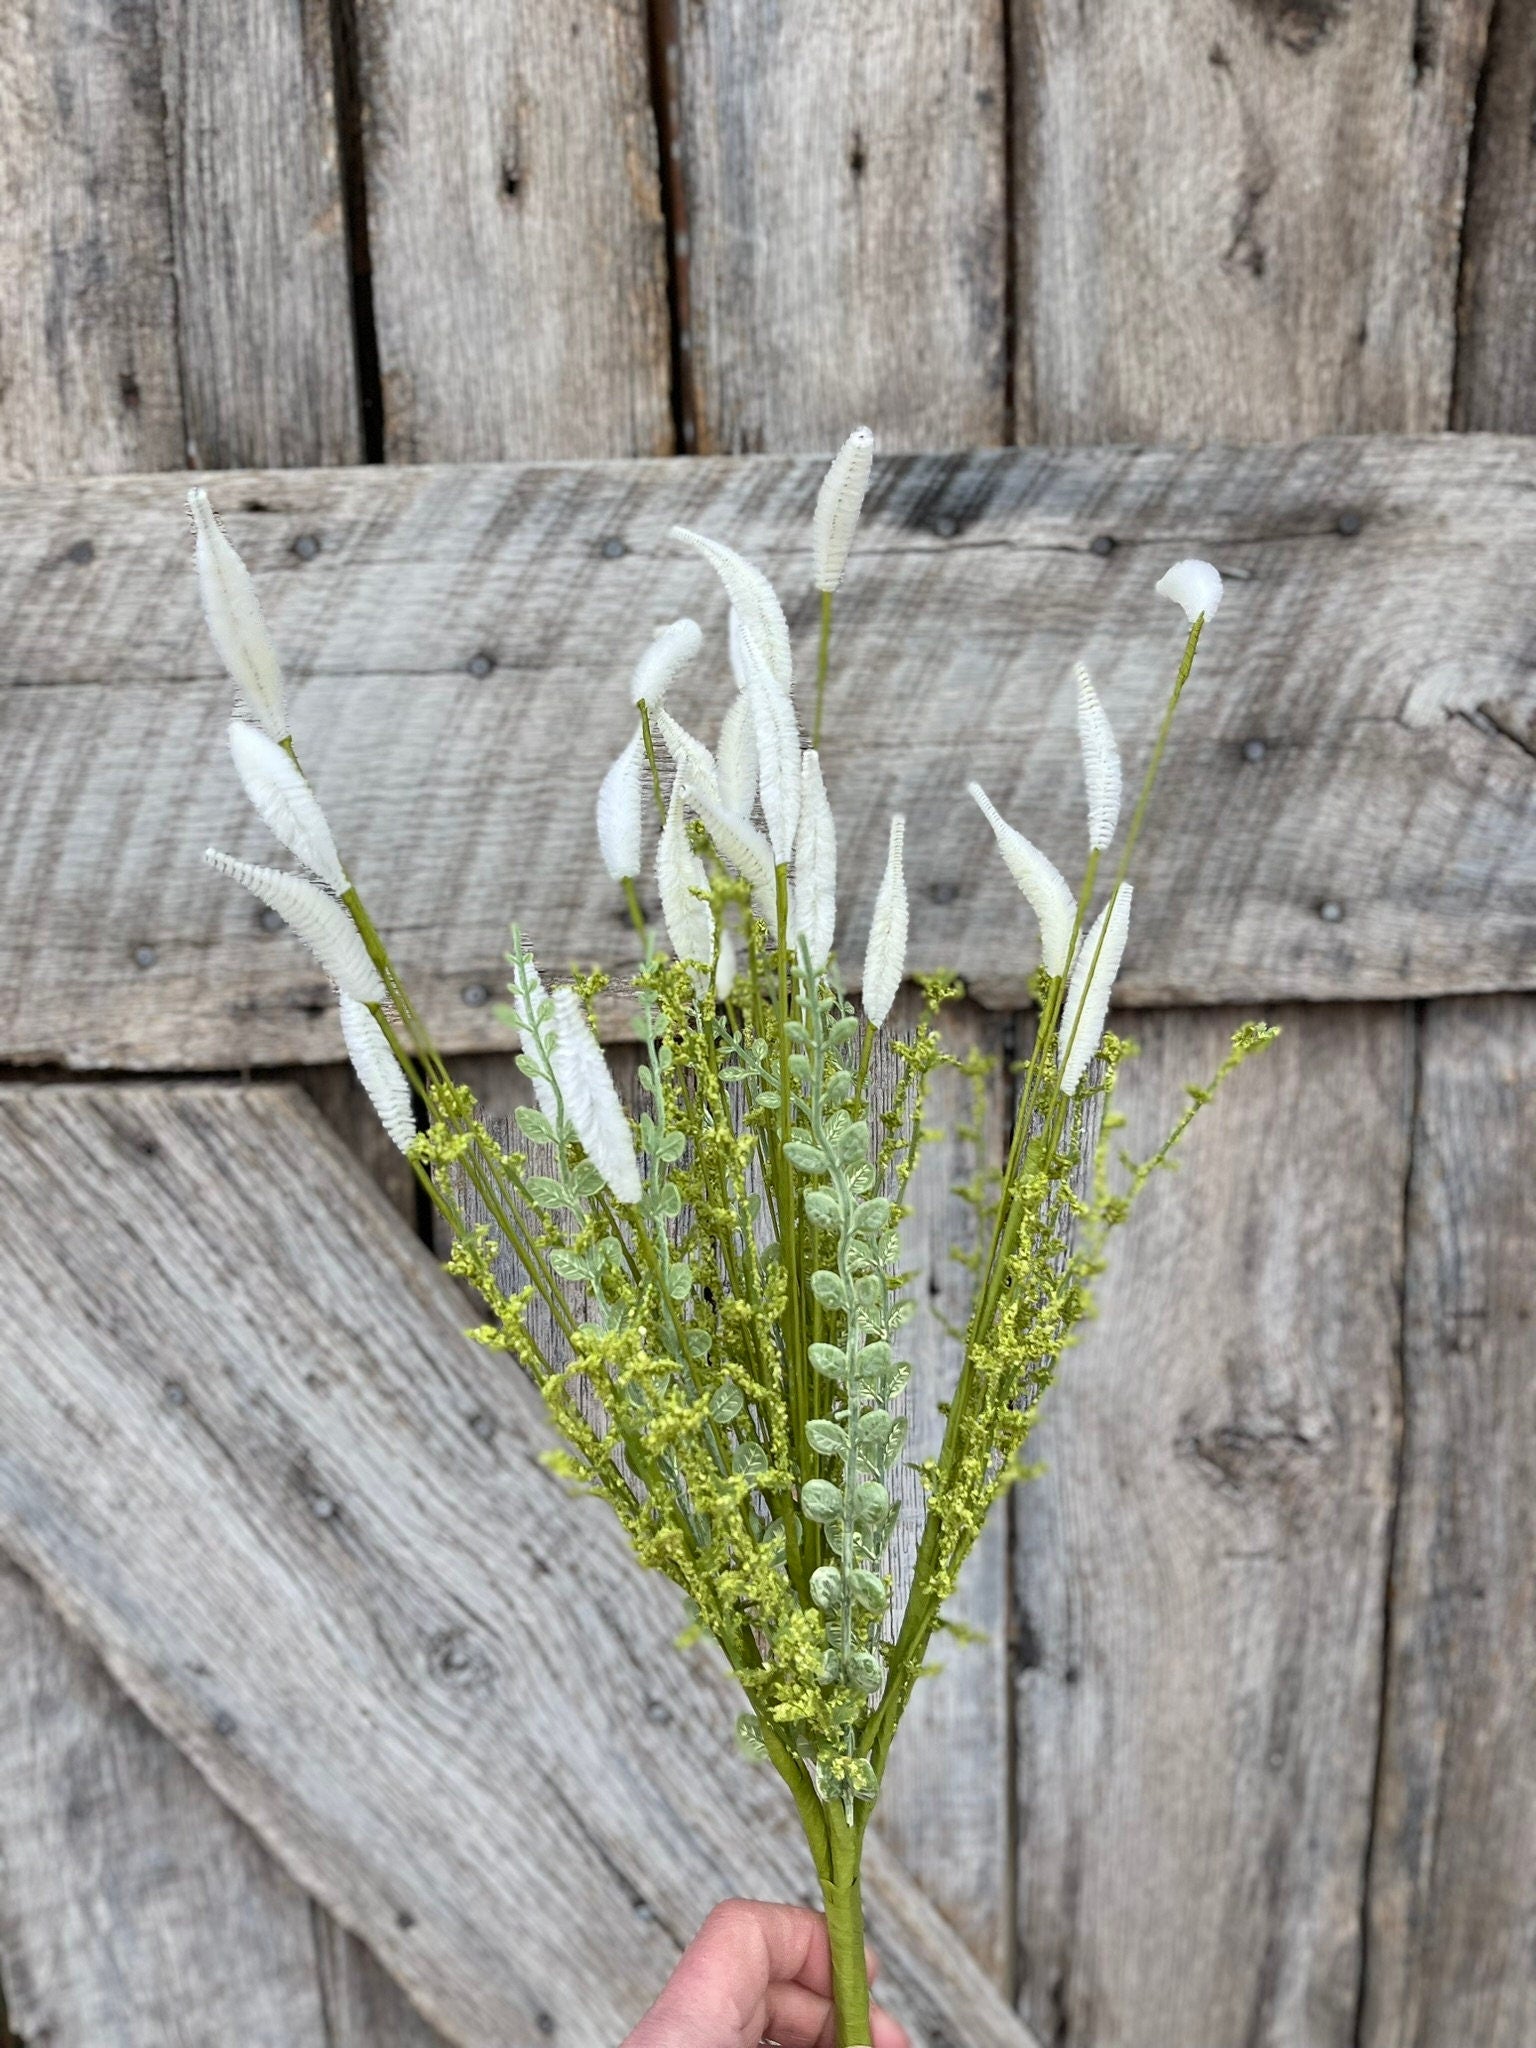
[357,0,670,462]
[677,1,1007,452]
[876,1001,1014,1989]
[1361,996,1536,2047]
[0,1080,1040,2048]
[286,1061,422,1230]
[1452,1,1536,431]
[1015,0,1493,442]
[2,438,1534,1073]
[0,1563,336,2048]
[0,0,184,478]
[1012,1006,1410,2046]
[155,0,360,469]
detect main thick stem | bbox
[820,1810,871,2046]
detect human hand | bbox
[621,1898,911,2048]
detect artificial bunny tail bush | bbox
[189,489,290,742]
[188,469,1277,2048]
[809,427,875,747]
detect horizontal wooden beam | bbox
[2,438,1533,1070]
[0,1081,1038,2048]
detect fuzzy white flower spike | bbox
[813,427,875,594]
[790,750,837,970]
[862,815,908,1029]
[967,782,1076,977]
[631,618,704,711]
[1156,559,1223,625]
[716,693,758,819]
[1059,884,1133,1095]
[671,526,793,694]
[549,985,643,1205]
[204,850,384,1004]
[338,993,416,1152]
[684,782,779,929]
[737,630,801,864]
[654,708,720,807]
[596,729,644,881]
[1074,665,1122,853]
[188,489,289,742]
[657,786,714,965]
[228,721,348,893]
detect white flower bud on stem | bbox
[549,985,643,1206]
[630,618,703,710]
[1074,664,1122,853]
[861,815,907,1028]
[204,850,384,1004]
[596,729,644,882]
[968,782,1076,977]
[188,489,289,742]
[1059,884,1133,1095]
[338,993,416,1152]
[1156,558,1223,625]
[228,720,348,893]
[812,427,874,594]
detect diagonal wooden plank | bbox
[0,1559,443,2048]
[0,1080,1039,2048]
[675,1,1008,452]
[355,0,670,462]
[1012,1005,1409,2046]
[1014,0,1492,442]
[1360,995,1536,2046]
[2,438,1535,1074]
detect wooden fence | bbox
[1,3,1533,2045]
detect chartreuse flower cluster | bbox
[192,451,1273,2046]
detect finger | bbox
[624,1899,821,2047]
[870,2000,913,2048]
[780,1926,880,1999]
[762,1980,838,2047]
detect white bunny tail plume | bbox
[596,728,644,881]
[671,526,793,694]
[1156,559,1223,625]
[728,607,752,693]
[654,707,720,807]
[1074,665,1122,853]
[812,426,875,593]
[790,750,837,969]
[228,720,348,893]
[657,786,715,965]
[188,489,289,742]
[685,783,779,928]
[630,618,704,710]
[339,993,416,1152]
[715,926,737,1001]
[549,985,643,1205]
[1059,884,1133,1095]
[967,782,1076,977]
[737,631,801,863]
[204,850,385,1004]
[716,693,758,818]
[861,815,908,1029]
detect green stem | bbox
[812,589,834,750]
[638,702,666,818]
[821,1809,871,2047]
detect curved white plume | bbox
[1074,665,1122,853]
[715,925,737,1000]
[861,815,908,1029]
[189,489,289,741]
[968,782,1077,977]
[339,993,415,1152]
[1155,558,1223,625]
[671,526,793,693]
[790,750,837,969]
[596,729,644,881]
[657,786,715,965]
[550,985,643,1205]
[737,631,801,863]
[684,782,779,929]
[716,693,758,819]
[630,618,704,710]
[228,720,348,893]
[812,427,875,593]
[204,849,384,1004]
[654,708,720,807]
[1059,884,1133,1095]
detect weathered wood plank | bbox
[676,1,1007,453]
[312,1913,450,2048]
[154,0,360,469]
[356,0,670,462]
[2,439,1533,1073]
[1015,0,1492,441]
[1013,1006,1409,2045]
[877,1001,1014,1989]
[0,1562,338,2047]
[286,1061,421,1231]
[0,1080,1040,2048]
[1452,2,1536,432]
[1361,995,1536,2046]
[0,0,185,478]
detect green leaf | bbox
[735,1713,768,1761]
[709,1383,745,1423]
[783,1139,827,1176]
[656,1129,688,1162]
[802,1189,841,1230]
[845,1649,884,1693]
[809,1342,851,1382]
[521,1174,569,1211]
[849,1568,889,1615]
[666,1262,694,1299]
[514,1106,556,1143]
[809,1565,844,1611]
[810,1269,849,1313]
[805,1418,849,1458]
[853,1197,893,1236]
[569,1160,607,1199]
[800,1478,843,1524]
[733,1439,770,1478]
